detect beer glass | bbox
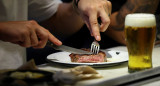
[124,13,156,73]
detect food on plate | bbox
[70,66,98,75]
[69,48,106,63]
[10,71,44,79]
[70,66,102,79]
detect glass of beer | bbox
[124,13,156,73]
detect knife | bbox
[47,41,92,54]
[47,41,112,57]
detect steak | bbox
[69,49,106,63]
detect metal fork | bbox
[90,20,101,54]
[91,40,100,54]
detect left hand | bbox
[77,0,111,41]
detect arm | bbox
[40,3,84,39]
[41,0,112,41]
[0,0,111,48]
[105,0,160,45]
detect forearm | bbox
[105,26,126,45]
[112,0,160,30]
[104,0,159,45]
[40,2,84,39]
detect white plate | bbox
[46,50,128,67]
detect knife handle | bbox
[46,41,60,50]
[46,41,53,46]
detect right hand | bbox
[0,20,62,48]
[77,0,111,41]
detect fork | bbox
[90,19,101,54]
[91,40,100,54]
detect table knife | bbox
[47,41,112,57]
[47,41,92,54]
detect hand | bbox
[0,20,62,48]
[77,0,111,41]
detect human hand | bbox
[0,20,62,48]
[76,0,111,41]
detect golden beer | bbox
[124,13,156,73]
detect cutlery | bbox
[47,41,92,54]
[91,40,100,54]
[47,41,112,57]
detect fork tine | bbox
[91,40,100,54]
[91,44,94,54]
[95,46,99,54]
[93,45,96,54]
[96,45,100,54]
[93,45,97,54]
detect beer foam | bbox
[125,13,156,27]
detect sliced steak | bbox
[69,49,106,63]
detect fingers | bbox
[99,6,110,32]
[18,29,32,47]
[27,21,62,48]
[20,21,61,48]
[33,28,48,48]
[33,26,62,49]
[21,34,31,47]
[88,11,101,41]
[48,31,62,46]
[107,1,112,16]
[99,0,111,32]
[30,30,39,46]
[18,29,39,48]
[80,0,111,41]
[1,21,61,49]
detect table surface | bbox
[38,45,160,86]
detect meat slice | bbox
[69,49,106,63]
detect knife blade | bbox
[47,41,92,54]
[47,41,112,57]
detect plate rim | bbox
[46,50,128,67]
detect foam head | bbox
[125,13,156,27]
